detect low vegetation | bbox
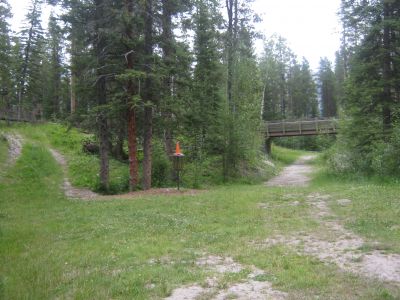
[1,123,298,193]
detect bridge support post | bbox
[265,138,272,155]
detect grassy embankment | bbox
[0,123,399,299]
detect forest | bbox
[0,0,399,192]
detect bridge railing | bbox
[265,118,338,137]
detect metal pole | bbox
[177,169,180,190]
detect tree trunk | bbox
[128,106,138,190]
[70,36,77,114]
[162,0,175,157]
[143,106,153,189]
[226,0,235,113]
[142,0,154,190]
[97,77,110,191]
[113,124,126,161]
[124,0,139,191]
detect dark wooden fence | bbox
[0,106,41,123]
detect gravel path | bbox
[4,133,23,165]
[165,255,287,300]
[266,155,317,187]
[49,148,99,199]
[264,193,400,284]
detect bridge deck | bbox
[265,119,338,138]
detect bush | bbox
[151,140,172,187]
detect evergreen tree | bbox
[0,0,12,94]
[18,0,45,118]
[43,13,65,118]
[191,0,223,152]
[332,0,400,175]
[94,0,110,191]
[288,58,318,118]
[260,36,316,121]
[141,0,155,190]
[318,58,337,118]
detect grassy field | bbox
[1,123,399,299]
[0,135,8,174]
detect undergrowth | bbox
[1,123,309,192]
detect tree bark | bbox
[161,0,175,157]
[226,0,235,113]
[142,0,154,190]
[70,35,77,114]
[124,0,139,191]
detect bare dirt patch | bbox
[105,188,204,200]
[49,148,99,199]
[4,133,23,165]
[49,148,203,200]
[266,155,316,187]
[165,255,287,300]
[263,193,400,284]
[213,280,287,300]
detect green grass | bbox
[0,144,398,298]
[1,124,400,299]
[2,123,129,193]
[0,135,8,172]
[312,169,400,253]
[271,144,310,165]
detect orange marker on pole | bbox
[175,141,183,156]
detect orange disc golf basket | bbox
[172,142,185,190]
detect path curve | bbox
[49,148,201,200]
[266,154,316,187]
[49,148,99,199]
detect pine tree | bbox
[318,58,337,118]
[333,0,400,174]
[43,13,65,118]
[192,0,223,152]
[142,0,155,190]
[17,0,45,118]
[94,0,110,191]
[0,0,12,89]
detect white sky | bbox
[253,0,342,70]
[8,0,342,70]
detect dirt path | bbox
[264,193,400,284]
[266,155,317,187]
[49,148,202,200]
[49,148,99,199]
[165,255,287,300]
[3,133,23,165]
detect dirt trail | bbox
[266,155,316,187]
[49,148,99,199]
[3,133,23,165]
[49,148,201,200]
[165,255,287,300]
[264,193,400,284]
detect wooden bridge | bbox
[264,118,338,153]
